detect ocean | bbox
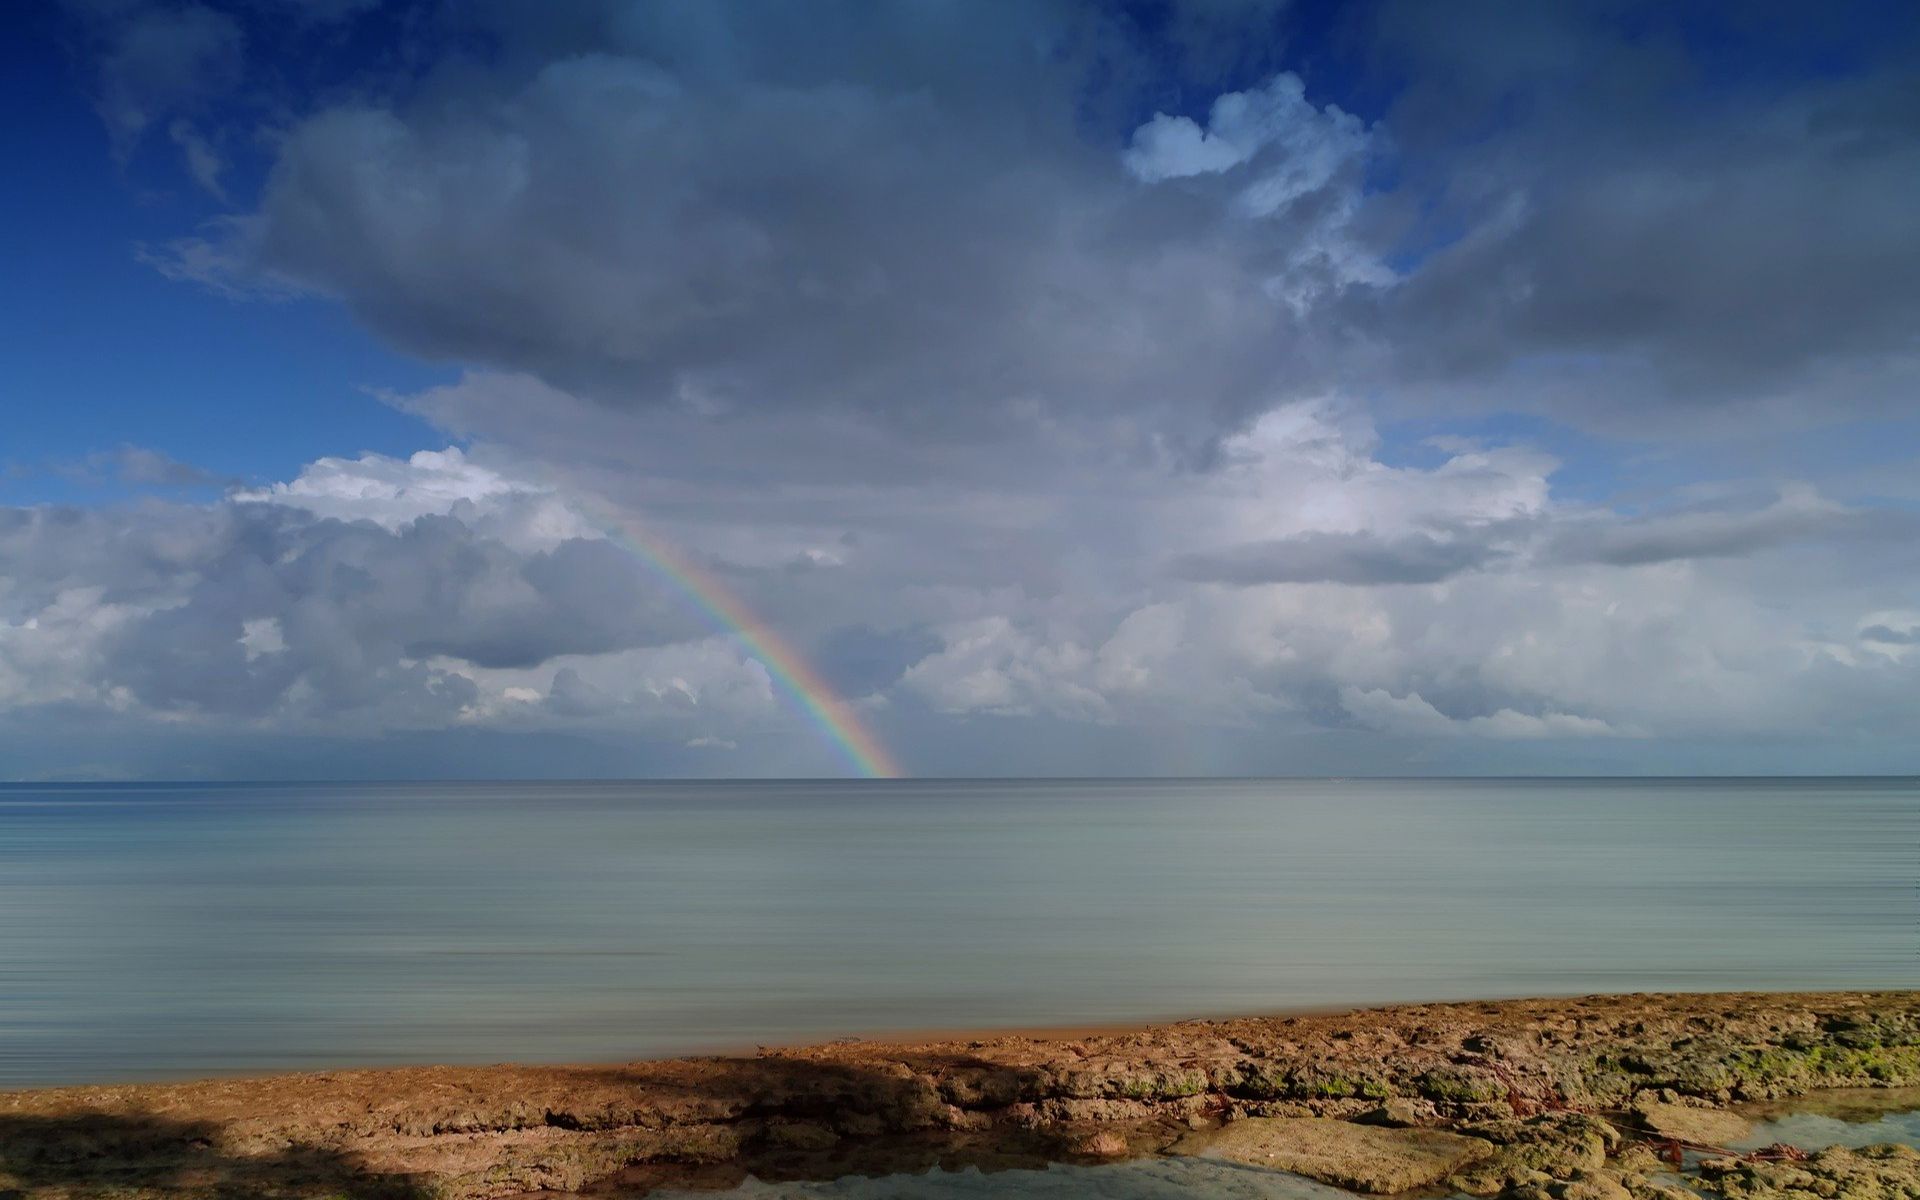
[2,777,1912,1088]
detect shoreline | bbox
[0,997,1500,1095]
[5,990,1918,1198]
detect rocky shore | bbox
[4,991,1919,1199]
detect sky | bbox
[3,0,1918,779]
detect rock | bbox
[1695,1143,1920,1199]
[4,991,1917,1200]
[1076,1129,1129,1158]
[1631,1097,1753,1147]
[756,1119,840,1151]
[1180,1116,1493,1194]
[1554,1170,1633,1200]
[1450,1113,1616,1195]
[1627,1185,1699,1200]
[1503,1170,1635,1200]
[1355,1097,1430,1127]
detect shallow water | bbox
[640,1092,1920,1200]
[639,1158,1356,1199]
[2,777,1913,1087]
[1736,1089,1920,1151]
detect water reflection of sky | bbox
[1736,1105,1920,1153]
[654,1096,1920,1200]
[4,778,1913,1086]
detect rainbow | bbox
[585,506,903,779]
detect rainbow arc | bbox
[586,505,902,779]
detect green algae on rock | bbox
[1697,1143,1920,1199]
[3,991,1918,1200]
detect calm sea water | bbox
[2,778,1913,1088]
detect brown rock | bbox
[1696,1143,1920,1199]
[1632,1098,1753,1147]
[1355,1097,1430,1127]
[1181,1116,1494,1194]
[1077,1129,1129,1158]
[758,1119,840,1151]
[1450,1112,1618,1195]
[1554,1170,1633,1200]
[1,991,1915,1200]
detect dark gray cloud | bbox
[140,0,1920,454]
[1358,1,1920,430]
[151,2,1382,462]
[1542,493,1916,567]
[1172,529,1501,585]
[1860,624,1918,646]
[814,623,944,698]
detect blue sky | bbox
[2,0,1917,778]
[2,4,444,498]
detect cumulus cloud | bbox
[135,1,1919,450]
[1357,2,1920,429]
[901,617,1110,721]
[4,418,1918,775]
[231,447,600,551]
[33,1,1920,774]
[1122,71,1374,216]
[142,6,1397,463]
[0,452,777,732]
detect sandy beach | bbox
[5,990,1919,1199]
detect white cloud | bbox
[30,5,1920,775]
[235,447,532,528]
[1123,72,1369,215]
[2,415,1917,776]
[234,447,598,551]
[901,617,1109,721]
[238,616,284,660]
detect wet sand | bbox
[3,991,1917,1198]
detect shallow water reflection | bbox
[1736,1089,1920,1152]
[642,1158,1358,1199]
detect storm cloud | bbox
[19,0,1920,775]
